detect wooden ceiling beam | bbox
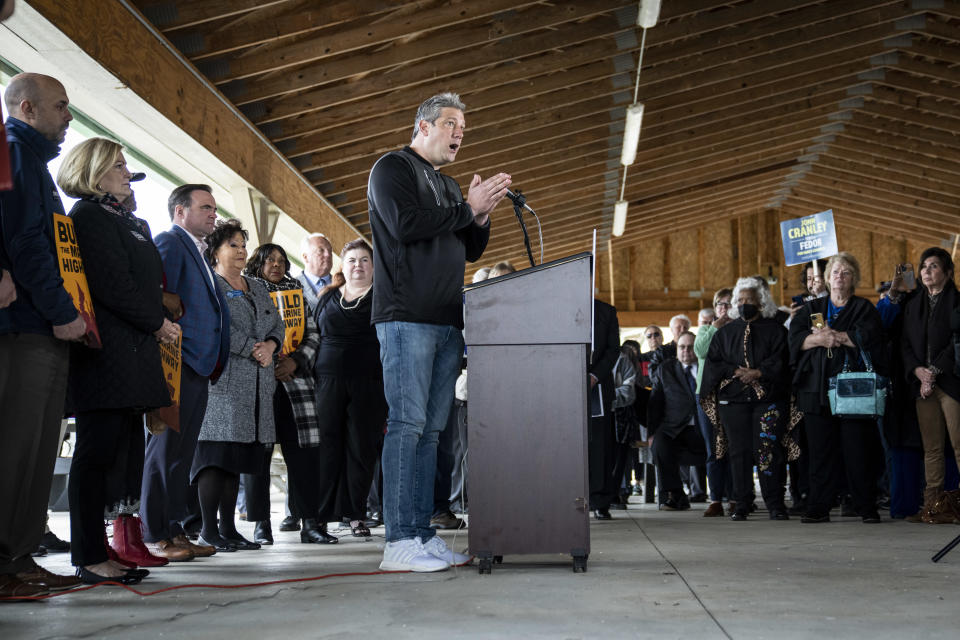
[178,0,418,60]
[257,0,900,123]
[814,153,960,199]
[225,0,635,104]
[255,16,633,124]
[329,117,823,207]
[132,0,291,31]
[801,171,960,218]
[850,107,960,148]
[832,131,960,169]
[905,36,960,65]
[28,0,359,251]
[290,75,630,155]
[867,84,960,122]
[206,0,545,83]
[781,200,950,245]
[786,188,956,236]
[292,91,626,167]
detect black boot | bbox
[300,519,338,544]
[254,520,273,545]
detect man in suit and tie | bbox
[588,298,621,520]
[140,184,230,561]
[647,331,708,511]
[296,233,333,315]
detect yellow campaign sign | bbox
[151,332,182,432]
[53,213,101,348]
[270,288,304,354]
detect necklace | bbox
[339,286,371,310]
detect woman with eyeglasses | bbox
[788,252,886,524]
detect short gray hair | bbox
[728,277,778,319]
[300,232,330,256]
[411,92,465,143]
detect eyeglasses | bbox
[715,302,732,309]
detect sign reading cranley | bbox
[779,209,839,267]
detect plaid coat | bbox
[283,308,322,447]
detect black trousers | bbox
[804,413,882,516]
[140,364,208,542]
[316,374,387,521]
[652,425,707,495]
[0,333,69,575]
[718,402,787,512]
[241,385,322,521]
[588,413,617,509]
[69,409,143,566]
[610,441,633,500]
[787,420,810,502]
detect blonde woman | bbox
[57,138,178,584]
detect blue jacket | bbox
[0,117,78,335]
[154,224,230,378]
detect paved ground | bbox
[4,500,959,639]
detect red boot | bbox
[111,515,169,567]
[104,530,137,568]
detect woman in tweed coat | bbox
[238,243,337,545]
[190,220,283,552]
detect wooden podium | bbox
[464,252,593,574]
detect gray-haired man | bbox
[368,92,510,572]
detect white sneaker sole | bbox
[379,559,450,573]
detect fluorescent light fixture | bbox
[613,200,628,236]
[638,0,661,29]
[620,102,644,166]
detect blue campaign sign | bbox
[780,209,838,266]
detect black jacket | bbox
[788,295,884,415]
[902,281,960,402]
[590,299,620,408]
[67,199,169,412]
[647,359,698,438]
[367,147,489,329]
[701,317,790,403]
[0,118,77,335]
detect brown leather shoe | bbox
[16,564,82,591]
[0,573,50,599]
[145,538,195,562]
[703,502,725,517]
[172,534,215,558]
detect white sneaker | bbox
[379,539,450,572]
[419,535,473,567]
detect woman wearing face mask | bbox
[788,252,885,524]
[701,278,794,521]
[901,248,960,522]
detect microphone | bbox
[505,189,534,213]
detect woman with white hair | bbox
[701,277,794,521]
[788,252,885,524]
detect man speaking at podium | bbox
[368,92,511,572]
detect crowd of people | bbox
[0,78,512,596]
[596,253,960,529]
[1,67,958,602]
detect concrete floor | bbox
[5,500,960,640]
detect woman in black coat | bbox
[701,277,793,521]
[57,138,178,584]
[901,247,960,518]
[788,252,886,524]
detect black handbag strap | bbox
[842,328,874,373]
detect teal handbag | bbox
[827,341,889,418]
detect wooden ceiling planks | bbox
[120,0,959,270]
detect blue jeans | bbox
[376,321,463,543]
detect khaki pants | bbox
[915,387,960,492]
